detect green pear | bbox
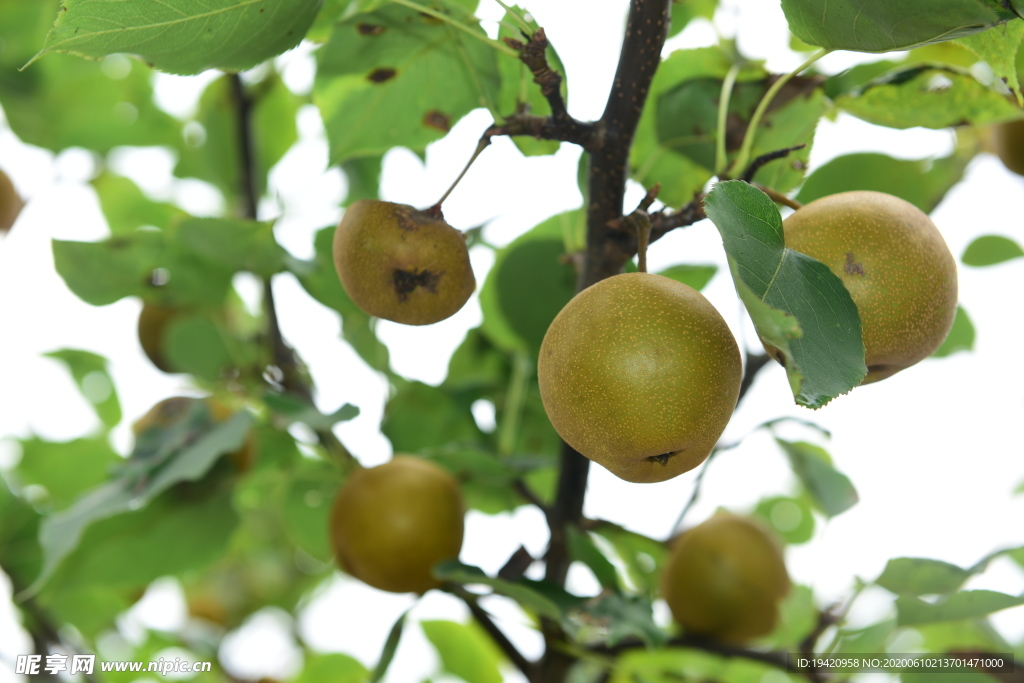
[538,273,742,484]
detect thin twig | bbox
[741,144,807,182]
[448,585,535,680]
[737,353,771,405]
[755,182,805,210]
[229,73,357,470]
[507,29,570,125]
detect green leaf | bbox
[775,439,858,517]
[836,65,1022,129]
[781,0,1017,53]
[590,523,668,601]
[93,173,187,235]
[264,393,359,431]
[877,557,971,596]
[495,7,565,157]
[957,20,1024,105]
[13,437,120,511]
[31,0,322,75]
[433,561,568,621]
[421,620,503,683]
[370,609,409,683]
[342,156,383,205]
[382,381,482,452]
[762,585,818,649]
[703,180,867,408]
[44,349,122,428]
[932,306,976,358]
[568,528,619,590]
[175,73,301,202]
[796,152,972,214]
[0,46,180,153]
[834,619,896,655]
[53,231,233,308]
[175,218,288,277]
[668,0,717,38]
[479,210,582,354]
[962,234,1024,266]
[293,226,391,372]
[281,458,343,561]
[631,47,764,206]
[315,5,500,164]
[0,475,45,588]
[655,264,717,291]
[24,411,252,596]
[896,590,1024,626]
[753,495,815,545]
[295,653,368,683]
[163,314,233,381]
[584,593,667,648]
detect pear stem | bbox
[623,183,659,273]
[428,135,492,217]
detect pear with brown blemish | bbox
[783,191,957,384]
[333,200,475,326]
[538,272,742,484]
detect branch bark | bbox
[229,73,356,469]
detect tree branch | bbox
[593,632,790,670]
[229,73,356,470]
[449,586,535,681]
[741,144,806,183]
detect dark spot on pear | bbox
[844,252,865,276]
[393,269,442,301]
[357,23,386,36]
[648,452,674,466]
[423,110,451,131]
[368,68,397,83]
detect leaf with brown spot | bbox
[367,67,397,83]
[423,110,451,131]
[357,23,386,36]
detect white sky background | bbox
[1,0,1024,681]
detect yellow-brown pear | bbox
[538,273,741,484]
[990,118,1024,177]
[333,200,475,325]
[137,304,179,373]
[662,513,790,643]
[0,169,24,234]
[783,191,957,384]
[330,456,464,594]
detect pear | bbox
[662,513,790,642]
[330,456,464,594]
[332,200,475,326]
[0,170,24,234]
[783,191,957,384]
[137,304,179,373]
[990,118,1024,177]
[538,273,742,484]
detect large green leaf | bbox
[896,590,1024,626]
[31,0,322,75]
[877,557,971,596]
[0,477,44,592]
[962,235,1024,266]
[53,231,233,308]
[382,381,482,452]
[421,620,504,683]
[93,173,188,235]
[175,217,288,277]
[24,409,252,596]
[703,180,867,408]
[13,436,121,510]
[315,4,500,164]
[775,439,858,516]
[293,226,391,373]
[44,349,122,428]
[295,654,368,683]
[479,210,582,355]
[836,65,1022,129]
[175,73,301,203]
[957,20,1024,105]
[631,47,765,206]
[781,0,1018,53]
[796,151,973,214]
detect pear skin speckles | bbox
[783,191,957,384]
[537,273,742,484]
[333,200,475,326]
